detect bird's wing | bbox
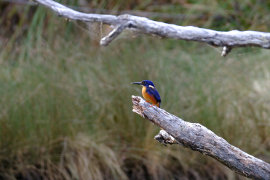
[146,86,161,103]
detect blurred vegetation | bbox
[0,0,270,179]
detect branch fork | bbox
[100,21,130,46]
[28,0,270,177]
[35,0,270,56]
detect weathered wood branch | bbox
[100,22,130,46]
[35,0,270,56]
[132,96,270,180]
[154,129,178,145]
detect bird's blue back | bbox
[139,80,162,107]
[146,85,161,104]
[146,87,161,107]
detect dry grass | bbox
[0,1,270,179]
[0,32,269,179]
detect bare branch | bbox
[36,0,270,51]
[132,95,270,179]
[100,23,129,46]
[221,46,232,57]
[154,129,178,145]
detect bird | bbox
[132,80,161,107]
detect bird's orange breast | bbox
[142,86,159,107]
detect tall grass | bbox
[0,28,270,179]
[0,1,270,179]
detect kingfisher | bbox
[132,80,161,107]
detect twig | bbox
[35,0,270,53]
[154,129,178,145]
[132,95,270,179]
[100,22,129,46]
[221,46,232,57]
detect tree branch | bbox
[35,0,270,56]
[100,22,130,46]
[132,96,270,180]
[154,129,178,145]
[221,46,232,57]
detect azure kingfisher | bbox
[132,80,161,107]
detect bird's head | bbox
[132,80,155,88]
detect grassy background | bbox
[0,0,270,179]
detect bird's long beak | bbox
[132,82,142,85]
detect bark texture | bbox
[36,0,270,56]
[132,96,270,180]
